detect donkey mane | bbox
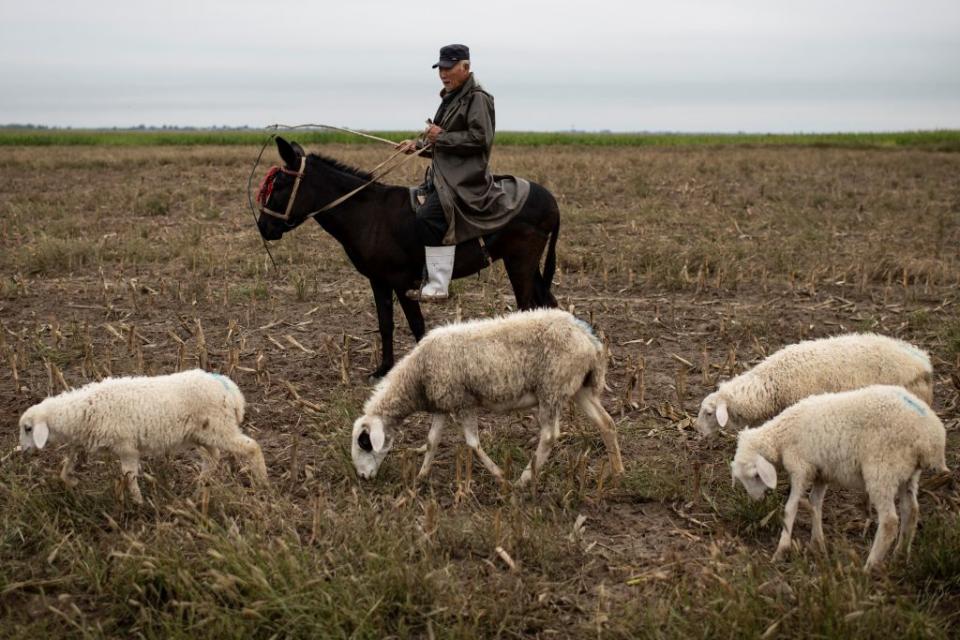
[309,153,379,184]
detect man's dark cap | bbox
[432,44,470,69]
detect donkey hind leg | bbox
[501,232,549,310]
[574,388,625,476]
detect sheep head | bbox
[731,451,777,500]
[695,392,729,437]
[19,406,50,451]
[351,414,396,479]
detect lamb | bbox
[351,309,625,485]
[731,384,948,570]
[695,333,933,437]
[18,369,268,504]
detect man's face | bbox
[439,62,470,92]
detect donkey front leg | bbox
[370,280,395,379]
[395,285,426,341]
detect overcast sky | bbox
[2,0,958,132]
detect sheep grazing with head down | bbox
[732,385,948,571]
[351,309,625,485]
[18,369,268,504]
[695,333,933,437]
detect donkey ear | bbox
[716,400,729,428]
[290,141,306,158]
[755,454,777,489]
[275,136,301,169]
[369,419,386,452]
[33,421,49,449]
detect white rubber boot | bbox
[406,245,456,302]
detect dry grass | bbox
[0,143,959,638]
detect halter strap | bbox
[257,144,431,222]
[257,156,306,221]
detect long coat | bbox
[426,74,530,245]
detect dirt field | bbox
[1,143,959,638]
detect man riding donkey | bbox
[397,44,529,302]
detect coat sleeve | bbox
[415,138,434,158]
[433,92,494,155]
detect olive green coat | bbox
[426,74,529,245]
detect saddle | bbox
[408,186,428,211]
[407,187,495,266]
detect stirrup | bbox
[405,288,449,302]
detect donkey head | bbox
[255,137,312,240]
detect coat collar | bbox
[438,73,476,99]
[437,74,478,128]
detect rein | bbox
[256,142,431,223]
[246,123,429,271]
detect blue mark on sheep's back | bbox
[570,316,601,347]
[208,372,237,393]
[900,344,931,367]
[899,392,927,416]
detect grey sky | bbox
[2,0,958,131]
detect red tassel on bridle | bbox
[256,166,282,206]
[257,165,306,207]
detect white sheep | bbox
[732,384,948,570]
[18,369,268,504]
[696,333,933,437]
[351,309,625,485]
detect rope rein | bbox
[251,123,431,221]
[247,123,431,270]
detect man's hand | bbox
[395,139,418,154]
[425,124,443,143]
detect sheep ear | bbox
[716,401,729,428]
[34,421,49,449]
[755,455,777,489]
[369,419,385,452]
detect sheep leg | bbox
[894,471,921,558]
[60,448,81,488]
[462,412,505,483]
[417,414,446,479]
[864,492,899,571]
[575,388,625,476]
[773,477,807,561]
[808,481,828,552]
[220,434,269,486]
[198,445,221,481]
[518,406,560,486]
[118,449,143,505]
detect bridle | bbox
[246,123,431,271]
[255,144,432,224]
[256,156,307,222]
